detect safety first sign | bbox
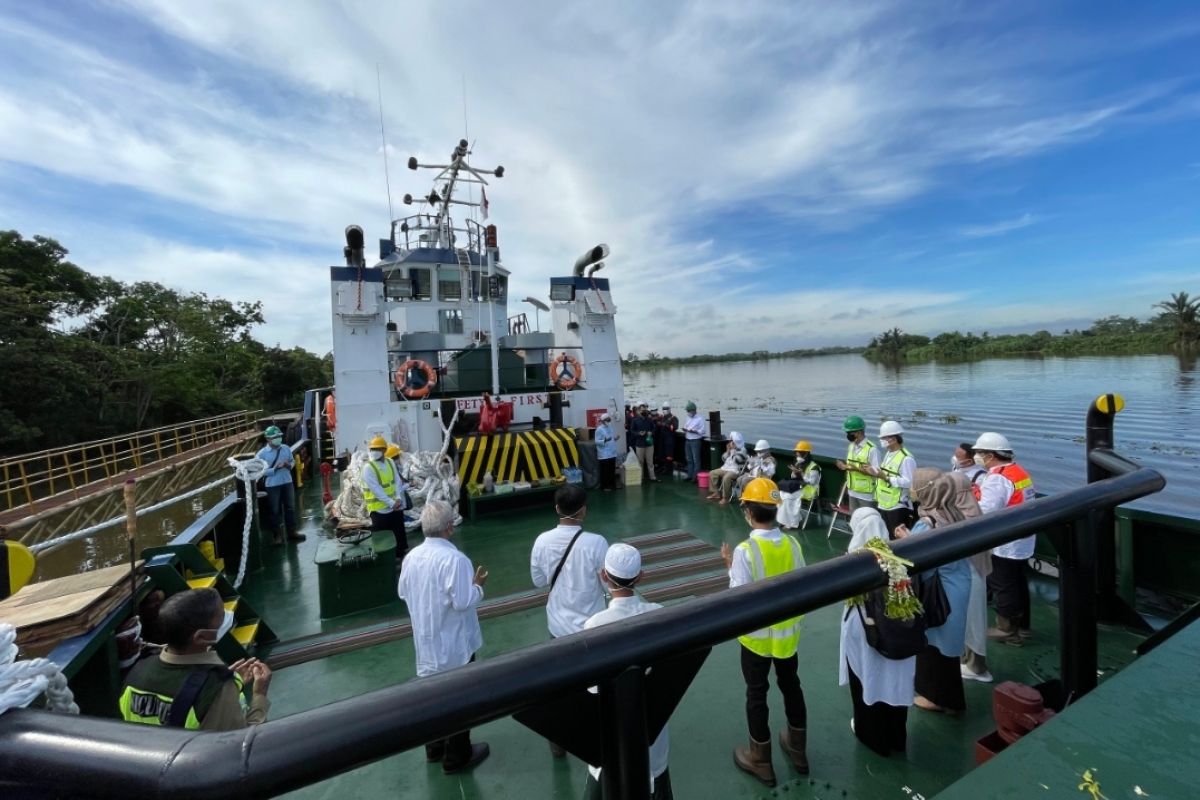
[454,393,548,412]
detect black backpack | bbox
[848,587,927,660]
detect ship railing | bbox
[0,399,1166,800]
[0,410,262,515]
[391,215,485,254]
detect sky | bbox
[1,1,1198,357]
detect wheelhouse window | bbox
[411,268,432,301]
[439,308,464,334]
[438,268,462,301]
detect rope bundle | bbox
[0,624,79,716]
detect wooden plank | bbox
[0,563,135,609]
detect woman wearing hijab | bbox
[839,507,915,756]
[894,468,977,714]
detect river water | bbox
[31,352,1197,582]
[625,353,1199,517]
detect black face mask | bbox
[845,431,859,442]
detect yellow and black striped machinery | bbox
[455,429,580,485]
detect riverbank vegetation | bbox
[0,231,331,455]
[623,345,861,369]
[863,294,1198,362]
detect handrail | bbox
[0,461,1165,799]
[0,411,262,513]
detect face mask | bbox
[845,432,858,442]
[369,450,384,461]
[974,454,987,467]
[951,456,961,470]
[216,610,235,641]
[268,438,282,448]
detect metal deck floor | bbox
[241,475,1149,799]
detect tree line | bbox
[623,345,862,369]
[0,231,331,456]
[863,292,1200,362]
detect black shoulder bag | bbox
[550,529,585,590]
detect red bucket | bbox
[697,471,710,489]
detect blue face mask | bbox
[268,438,282,448]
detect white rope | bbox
[228,456,267,590]
[29,474,235,554]
[0,623,79,716]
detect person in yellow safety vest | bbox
[362,435,411,561]
[836,415,879,513]
[866,420,917,538]
[119,588,270,730]
[720,478,809,787]
[778,441,821,500]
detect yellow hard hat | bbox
[740,477,781,506]
[368,435,387,450]
[385,443,402,459]
[794,440,812,452]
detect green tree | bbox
[1152,291,1199,350]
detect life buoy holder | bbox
[395,359,438,399]
[551,353,583,390]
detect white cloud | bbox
[959,212,1038,238]
[0,2,1196,356]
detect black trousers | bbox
[879,506,915,539]
[988,555,1031,628]
[599,457,617,490]
[740,647,807,742]
[425,655,475,765]
[370,509,409,560]
[846,661,907,756]
[915,645,966,711]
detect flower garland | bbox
[846,537,924,620]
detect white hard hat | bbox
[755,439,771,452]
[604,543,642,580]
[973,432,1013,453]
[879,420,905,438]
[661,402,671,410]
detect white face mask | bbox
[217,609,235,641]
[369,450,384,461]
[951,456,962,470]
[974,453,987,467]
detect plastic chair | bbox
[825,484,853,539]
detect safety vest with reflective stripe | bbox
[985,462,1034,505]
[736,534,806,658]
[362,459,397,513]
[874,447,913,509]
[845,440,876,495]
[799,462,821,501]
[118,659,242,729]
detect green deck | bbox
[238,475,1154,799]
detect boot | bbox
[443,742,490,774]
[733,737,776,787]
[986,615,1022,646]
[778,725,809,774]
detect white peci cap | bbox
[604,543,642,580]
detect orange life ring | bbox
[395,359,438,399]
[551,353,583,390]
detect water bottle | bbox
[483,471,495,493]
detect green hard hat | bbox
[842,415,865,432]
[685,401,697,412]
[264,425,282,439]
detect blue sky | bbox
[1,1,1198,356]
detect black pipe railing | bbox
[0,401,1166,799]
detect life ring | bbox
[551,353,583,390]
[395,359,438,399]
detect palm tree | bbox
[1153,292,1200,350]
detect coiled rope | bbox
[0,623,79,716]
[29,474,234,554]
[227,456,267,589]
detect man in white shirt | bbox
[398,500,490,774]
[582,544,673,799]
[681,402,706,482]
[530,484,609,756]
[972,432,1037,646]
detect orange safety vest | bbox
[972,462,1034,504]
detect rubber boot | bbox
[778,725,809,774]
[733,737,776,787]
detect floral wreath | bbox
[846,537,924,620]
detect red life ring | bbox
[551,353,583,390]
[395,359,438,399]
